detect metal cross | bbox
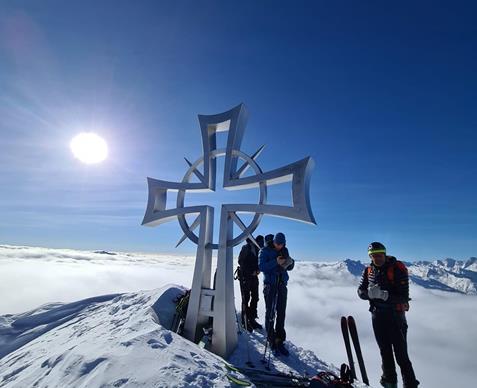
[142,103,316,358]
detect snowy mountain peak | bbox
[299,258,477,295]
[464,257,477,270]
[436,258,456,268]
[342,259,366,277]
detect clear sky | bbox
[0,1,476,261]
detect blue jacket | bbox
[259,246,295,285]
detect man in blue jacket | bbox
[259,232,295,356]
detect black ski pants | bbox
[372,310,418,388]
[239,274,259,322]
[263,279,288,344]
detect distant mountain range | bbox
[337,258,477,295]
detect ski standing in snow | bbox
[341,315,369,385]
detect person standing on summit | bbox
[237,235,264,331]
[259,232,294,356]
[358,242,419,388]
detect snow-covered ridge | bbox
[405,258,477,295]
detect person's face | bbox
[370,253,386,267]
[274,242,284,251]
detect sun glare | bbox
[70,132,108,164]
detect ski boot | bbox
[274,340,289,357]
[248,318,262,330]
[380,378,398,388]
[403,379,420,388]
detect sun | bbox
[70,132,108,164]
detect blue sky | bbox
[0,1,475,261]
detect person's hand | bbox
[368,285,389,301]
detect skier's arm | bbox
[357,268,369,300]
[389,262,410,304]
[259,249,278,273]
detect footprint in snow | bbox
[112,378,129,387]
[147,338,165,349]
[162,332,173,344]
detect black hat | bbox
[274,232,286,245]
[368,242,386,256]
[264,234,274,243]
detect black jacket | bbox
[358,256,410,311]
[238,241,259,277]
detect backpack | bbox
[309,370,353,387]
[367,259,409,312]
[366,258,408,285]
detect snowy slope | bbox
[0,285,369,388]
[0,286,237,387]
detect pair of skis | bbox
[340,316,369,386]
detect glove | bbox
[368,285,389,301]
[277,256,286,266]
[281,256,294,270]
[277,256,293,269]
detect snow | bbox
[0,286,233,387]
[0,285,370,387]
[406,259,477,294]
